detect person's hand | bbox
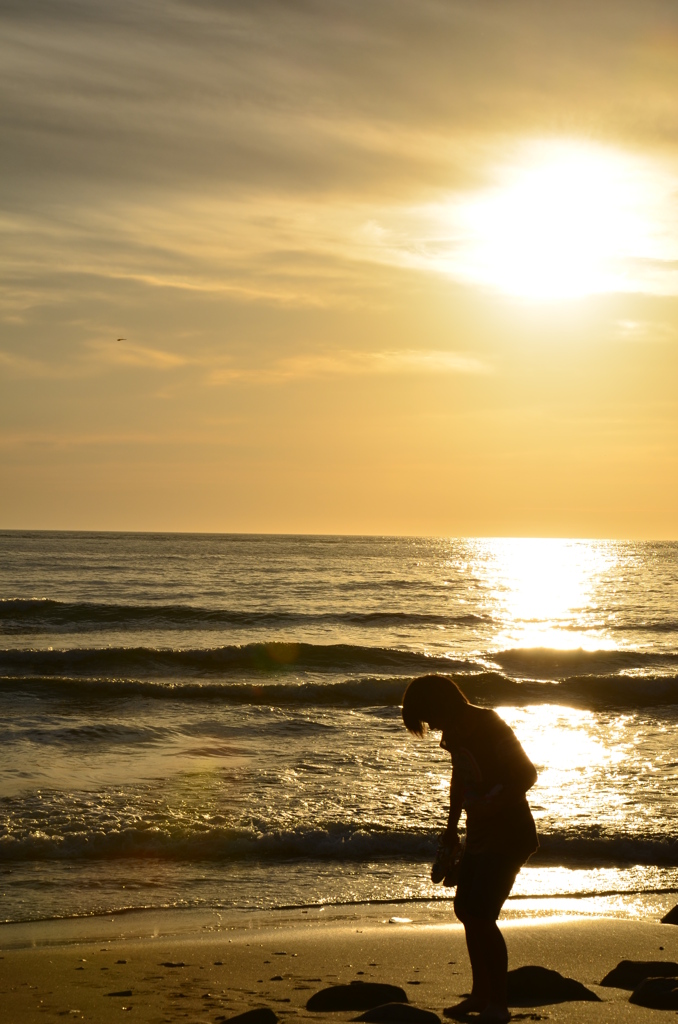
[442,827,461,850]
[431,830,461,883]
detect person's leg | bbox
[445,916,508,1018]
[465,917,493,1002]
[472,919,509,1022]
[443,916,490,1016]
[445,853,519,1019]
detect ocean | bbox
[1,532,678,928]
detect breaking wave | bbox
[2,820,677,867]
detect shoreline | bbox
[3,904,678,1022]
[3,883,678,951]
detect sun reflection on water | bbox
[472,539,619,652]
[498,704,627,769]
[495,705,631,833]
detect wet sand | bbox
[2,906,678,1023]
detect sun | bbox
[453,141,661,300]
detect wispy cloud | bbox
[209,349,488,384]
[0,341,189,379]
[0,341,487,384]
[87,340,189,369]
[615,318,676,342]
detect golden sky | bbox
[1,0,677,536]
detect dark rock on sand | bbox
[630,977,678,1009]
[661,904,678,925]
[355,1002,440,1024]
[160,961,187,968]
[307,982,409,1012]
[600,960,678,989]
[506,966,600,1006]
[222,1009,279,1024]
[105,989,133,997]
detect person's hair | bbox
[401,675,469,737]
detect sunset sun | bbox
[457,142,659,299]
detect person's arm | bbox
[442,771,464,846]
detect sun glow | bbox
[438,141,675,299]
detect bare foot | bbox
[476,1005,511,1023]
[443,996,489,1018]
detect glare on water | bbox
[467,538,619,651]
[497,705,629,828]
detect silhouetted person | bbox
[402,675,538,1024]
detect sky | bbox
[1,0,678,537]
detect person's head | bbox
[401,674,469,737]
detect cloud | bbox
[87,340,189,369]
[0,340,189,378]
[3,0,678,326]
[3,0,678,209]
[209,348,488,384]
[615,318,676,342]
[0,337,487,384]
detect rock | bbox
[307,982,409,1012]
[159,961,187,968]
[222,1009,279,1024]
[630,977,678,1009]
[506,966,600,1006]
[105,989,133,997]
[661,904,678,925]
[600,960,678,989]
[355,1003,440,1024]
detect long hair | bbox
[401,674,469,736]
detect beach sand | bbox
[2,904,678,1024]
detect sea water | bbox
[1,532,678,926]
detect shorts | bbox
[453,848,523,922]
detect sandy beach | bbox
[2,904,678,1024]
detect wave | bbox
[4,600,678,641]
[0,598,489,632]
[536,831,678,867]
[3,640,677,682]
[0,643,466,678]
[2,821,677,867]
[0,674,415,705]
[611,620,678,635]
[491,646,678,677]
[3,669,678,711]
[2,721,173,748]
